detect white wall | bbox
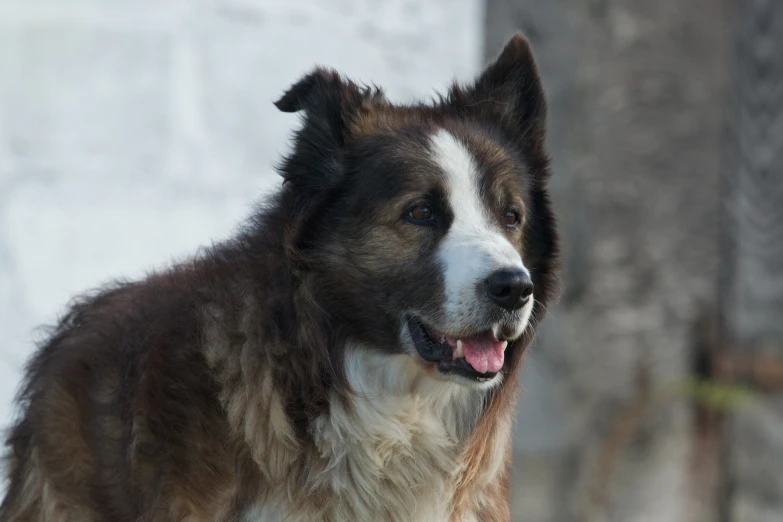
[0,0,482,427]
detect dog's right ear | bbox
[275,69,375,193]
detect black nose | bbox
[485,269,533,311]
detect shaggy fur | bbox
[1,34,558,522]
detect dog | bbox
[0,33,558,522]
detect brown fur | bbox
[1,34,558,521]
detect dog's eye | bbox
[503,210,520,228]
[407,204,435,225]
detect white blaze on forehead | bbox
[429,129,527,318]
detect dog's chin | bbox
[428,362,504,391]
[401,315,525,390]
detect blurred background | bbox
[1,0,781,520]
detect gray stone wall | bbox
[485,0,730,520]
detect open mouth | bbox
[407,316,508,382]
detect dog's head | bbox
[276,35,558,390]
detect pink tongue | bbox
[447,333,505,374]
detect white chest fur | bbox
[247,349,488,522]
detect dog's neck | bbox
[339,346,490,440]
[305,345,491,521]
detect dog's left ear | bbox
[452,34,547,149]
[275,68,376,194]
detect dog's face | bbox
[276,35,556,390]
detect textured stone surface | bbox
[723,2,783,519]
[730,400,783,522]
[486,0,730,520]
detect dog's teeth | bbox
[502,341,508,351]
[456,339,464,358]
